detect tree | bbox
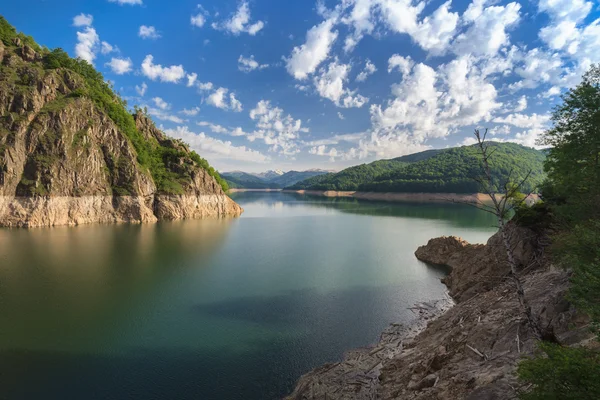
[469,129,543,339]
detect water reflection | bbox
[0,193,496,400]
[230,190,497,228]
[0,220,233,353]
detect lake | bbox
[0,191,497,400]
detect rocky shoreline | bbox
[0,194,242,228]
[286,223,592,399]
[285,190,505,204]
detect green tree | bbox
[518,65,600,400]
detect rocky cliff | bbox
[286,223,592,399]
[0,19,242,227]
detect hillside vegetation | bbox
[0,16,227,194]
[289,143,545,194]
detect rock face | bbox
[286,223,592,400]
[415,223,540,302]
[0,26,242,227]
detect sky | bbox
[2,0,600,173]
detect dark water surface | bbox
[0,192,496,400]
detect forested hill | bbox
[287,143,546,193]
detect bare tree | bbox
[470,129,542,339]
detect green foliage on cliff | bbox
[289,143,545,193]
[518,65,600,400]
[518,342,600,400]
[0,16,227,194]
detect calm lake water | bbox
[0,192,496,400]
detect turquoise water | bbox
[0,192,496,399]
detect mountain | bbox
[269,170,331,187]
[222,169,330,189]
[288,143,546,194]
[221,171,278,189]
[254,169,285,180]
[0,17,242,227]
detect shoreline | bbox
[228,188,283,192]
[284,297,454,399]
[284,190,493,204]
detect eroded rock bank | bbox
[286,223,592,400]
[0,35,242,227]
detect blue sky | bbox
[2,0,600,172]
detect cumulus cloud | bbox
[164,126,270,164]
[356,59,377,82]
[206,88,243,112]
[309,145,339,161]
[212,1,264,36]
[147,107,186,124]
[139,25,161,39]
[74,27,102,65]
[136,82,148,97]
[238,55,269,72]
[286,18,338,80]
[73,13,93,27]
[313,60,368,108]
[197,121,248,136]
[388,54,414,75]
[191,13,206,28]
[248,100,308,155]
[105,57,133,74]
[452,2,521,57]
[141,55,186,83]
[181,107,200,116]
[100,41,115,54]
[152,97,170,110]
[187,73,198,87]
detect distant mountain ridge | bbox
[221,169,331,189]
[287,143,546,194]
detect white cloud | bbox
[105,57,133,75]
[337,112,345,120]
[286,18,338,80]
[309,145,339,161]
[248,100,307,155]
[187,73,198,87]
[136,82,148,96]
[538,0,592,24]
[388,54,414,75]
[152,97,170,110]
[191,13,206,28]
[542,86,561,98]
[164,126,270,164]
[238,55,269,72]
[206,88,243,112]
[356,59,377,82]
[108,0,143,5]
[197,81,214,91]
[139,25,161,39]
[493,113,551,129]
[73,13,93,27]
[141,55,186,83]
[75,27,99,65]
[514,95,527,112]
[100,41,115,54]
[452,2,521,57]
[181,107,200,116]
[313,60,368,108]
[212,1,264,36]
[147,107,185,124]
[197,121,248,136]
